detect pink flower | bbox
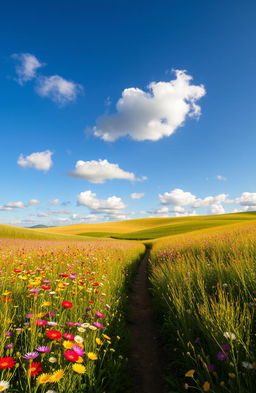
[93,322,104,329]
[95,312,105,318]
[72,345,85,356]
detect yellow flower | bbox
[2,291,11,296]
[76,356,83,363]
[37,373,51,384]
[87,352,98,360]
[42,301,51,307]
[102,334,111,340]
[185,369,195,378]
[228,373,236,378]
[203,381,210,391]
[63,340,74,349]
[96,338,103,345]
[49,369,64,382]
[72,363,86,374]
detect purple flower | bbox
[86,307,91,312]
[93,322,104,329]
[220,344,231,352]
[36,346,51,353]
[30,288,40,292]
[83,313,89,318]
[5,332,13,336]
[207,364,215,372]
[5,344,14,349]
[23,351,39,360]
[72,345,85,356]
[217,351,228,361]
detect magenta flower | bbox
[36,346,51,353]
[93,322,104,329]
[23,351,39,360]
[217,351,228,361]
[72,345,85,356]
[95,312,105,318]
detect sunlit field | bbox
[150,223,256,393]
[0,237,144,393]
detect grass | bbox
[149,222,256,392]
[0,224,93,241]
[35,212,256,241]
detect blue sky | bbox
[1,0,256,226]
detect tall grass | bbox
[150,224,256,393]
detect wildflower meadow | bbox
[0,238,144,393]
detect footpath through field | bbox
[128,246,167,393]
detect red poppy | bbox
[0,357,15,369]
[28,362,42,376]
[41,285,51,290]
[92,282,99,286]
[46,330,62,340]
[62,300,73,308]
[13,269,22,273]
[1,298,13,302]
[64,350,79,362]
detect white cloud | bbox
[209,204,225,214]
[130,193,145,200]
[36,75,82,105]
[216,175,227,181]
[17,150,53,171]
[91,69,205,141]
[28,199,40,206]
[235,192,256,206]
[12,53,44,84]
[77,190,126,214]
[48,199,60,205]
[69,159,142,183]
[193,194,228,208]
[0,201,25,211]
[159,188,229,210]
[159,188,197,206]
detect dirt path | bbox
[128,246,167,393]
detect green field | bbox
[35,212,256,241]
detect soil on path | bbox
[128,246,167,393]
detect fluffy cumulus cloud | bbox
[17,150,53,171]
[235,192,256,206]
[159,188,197,206]
[91,69,206,141]
[69,159,143,183]
[77,191,126,215]
[159,188,228,215]
[12,53,44,84]
[36,75,82,105]
[130,193,145,200]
